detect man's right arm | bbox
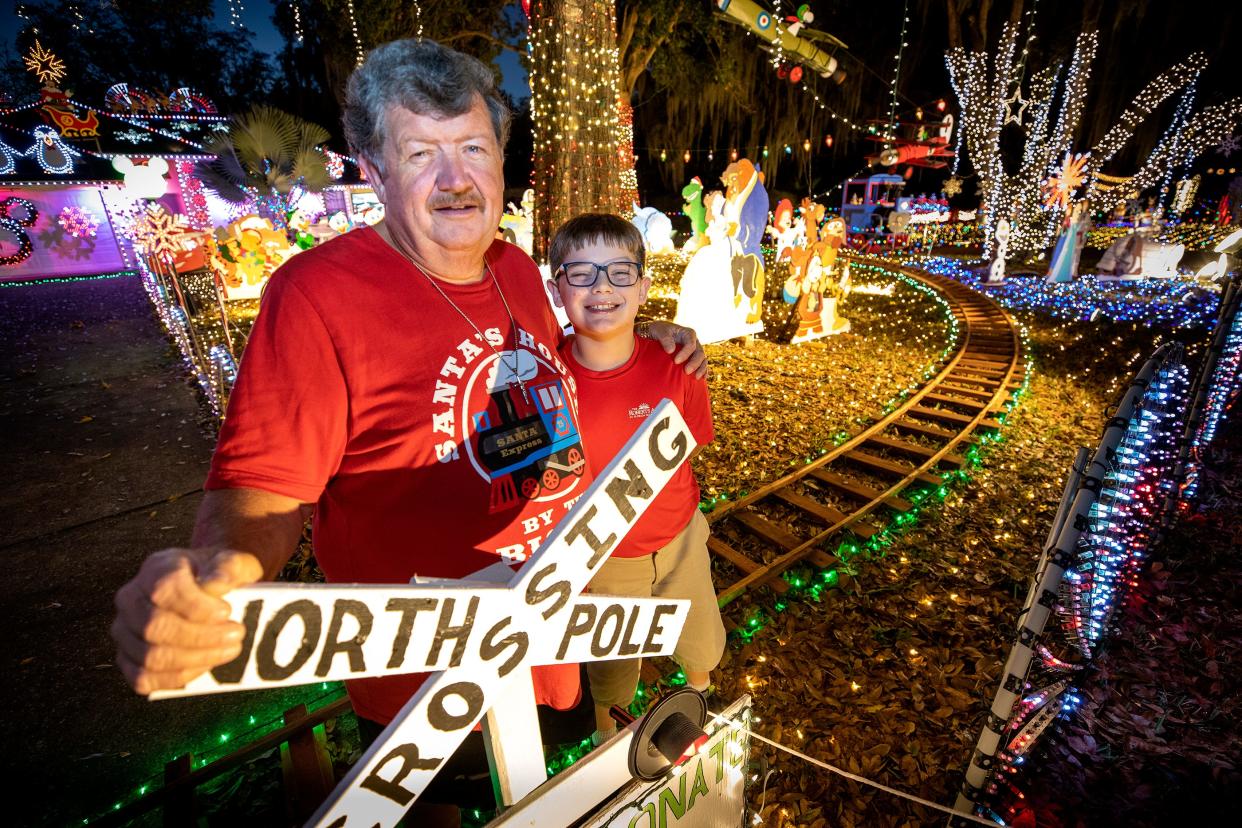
[112,487,310,695]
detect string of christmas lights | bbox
[345,0,365,67]
[225,0,244,28]
[915,256,1220,329]
[955,346,1187,823]
[527,0,634,260]
[1179,277,1242,500]
[0,196,37,265]
[883,1,911,145]
[291,0,303,43]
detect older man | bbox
[111,38,703,822]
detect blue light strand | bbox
[1182,285,1242,499]
[1062,362,1187,657]
[962,347,1188,823]
[912,255,1220,329]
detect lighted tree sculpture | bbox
[948,24,1241,258]
[528,0,637,260]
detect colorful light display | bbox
[954,346,1188,824]
[947,22,1238,260]
[915,256,1220,329]
[56,205,99,238]
[1179,278,1242,500]
[0,196,38,265]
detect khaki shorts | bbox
[585,510,726,708]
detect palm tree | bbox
[195,105,331,221]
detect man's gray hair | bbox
[343,39,511,173]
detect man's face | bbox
[363,97,504,266]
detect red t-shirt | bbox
[559,336,714,557]
[207,228,584,723]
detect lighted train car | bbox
[474,379,585,510]
[841,173,911,233]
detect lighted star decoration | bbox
[24,39,67,87]
[58,206,99,239]
[943,176,963,197]
[1042,152,1090,211]
[1003,83,1029,127]
[1216,134,1240,158]
[131,205,189,258]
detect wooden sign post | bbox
[156,400,699,827]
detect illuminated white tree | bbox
[948,29,1240,257]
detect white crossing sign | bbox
[156,399,699,828]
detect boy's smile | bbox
[548,239,652,372]
[549,240,651,340]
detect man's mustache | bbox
[429,193,485,210]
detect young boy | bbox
[546,213,726,744]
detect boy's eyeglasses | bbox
[556,261,643,288]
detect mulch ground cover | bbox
[104,259,1241,827]
[705,303,1239,827]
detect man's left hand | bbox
[648,321,707,379]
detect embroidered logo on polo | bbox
[429,325,585,519]
[628,402,653,420]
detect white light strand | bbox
[345,0,365,66]
[413,0,424,40]
[885,2,911,145]
[770,0,785,73]
[1156,76,1198,208]
[1015,0,1040,81]
[226,0,244,28]
[797,77,865,134]
[291,1,303,43]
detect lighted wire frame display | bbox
[1179,277,1242,500]
[953,346,1188,826]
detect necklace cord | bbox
[411,255,531,403]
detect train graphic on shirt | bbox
[472,377,585,512]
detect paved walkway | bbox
[0,275,316,827]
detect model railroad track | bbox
[705,261,1026,609]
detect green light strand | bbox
[0,270,136,288]
[83,683,347,826]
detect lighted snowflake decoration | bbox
[24,39,67,87]
[58,206,99,239]
[1216,134,1240,158]
[115,129,152,144]
[131,205,189,258]
[943,176,963,197]
[1042,152,1090,211]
